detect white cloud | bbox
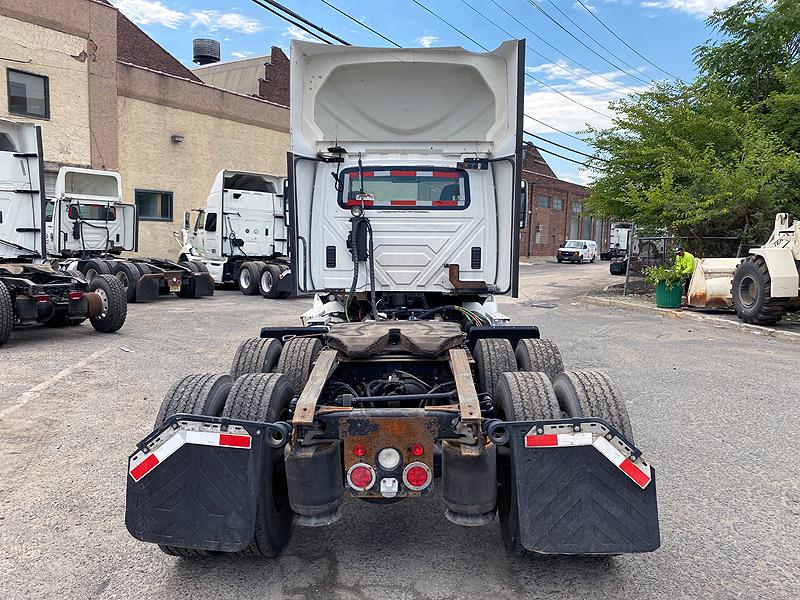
[640,0,736,17]
[282,25,317,42]
[231,51,255,59]
[112,0,185,28]
[191,11,263,34]
[416,35,438,48]
[575,1,597,11]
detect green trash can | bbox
[655,281,683,308]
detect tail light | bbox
[347,463,375,491]
[403,462,432,491]
[69,291,83,301]
[35,294,50,303]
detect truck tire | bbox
[175,261,198,298]
[82,259,110,281]
[494,372,559,556]
[230,338,283,379]
[552,370,634,443]
[731,255,788,325]
[276,337,322,394]
[88,274,127,333]
[155,373,234,557]
[473,338,517,397]
[112,261,143,303]
[0,280,12,348]
[259,264,283,299]
[238,261,260,295]
[515,338,564,382]
[222,373,294,557]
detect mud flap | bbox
[133,278,159,303]
[498,419,660,554]
[191,274,215,298]
[125,418,265,552]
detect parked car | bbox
[557,240,597,263]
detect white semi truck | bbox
[45,167,214,303]
[175,170,293,298]
[125,40,660,559]
[0,120,126,347]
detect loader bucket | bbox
[125,416,272,552]
[687,258,743,309]
[491,418,660,555]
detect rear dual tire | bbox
[89,274,127,333]
[238,261,261,295]
[0,280,12,348]
[230,338,283,379]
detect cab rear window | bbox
[338,167,469,210]
[67,203,116,221]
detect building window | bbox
[534,224,542,244]
[572,201,583,214]
[537,195,549,209]
[552,197,563,210]
[135,189,173,221]
[7,69,50,119]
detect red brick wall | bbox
[259,46,290,107]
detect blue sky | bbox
[112,0,735,184]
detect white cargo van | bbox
[556,239,597,263]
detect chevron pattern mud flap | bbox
[125,420,264,552]
[510,427,660,555]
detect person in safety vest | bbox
[675,246,696,299]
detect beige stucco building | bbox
[0,0,289,258]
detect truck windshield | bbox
[67,203,116,221]
[339,167,469,210]
[564,241,582,248]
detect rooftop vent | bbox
[193,38,221,65]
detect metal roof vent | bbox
[193,38,221,65]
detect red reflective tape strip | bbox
[219,433,251,448]
[432,200,459,206]
[525,434,559,447]
[130,453,159,482]
[432,171,459,178]
[619,458,651,489]
[359,171,373,178]
[346,199,374,207]
[390,200,416,206]
[390,170,416,177]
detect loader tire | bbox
[82,259,110,282]
[88,274,127,333]
[222,373,294,557]
[473,338,517,397]
[0,280,12,348]
[515,338,564,382]
[552,370,634,443]
[155,373,234,557]
[111,261,142,303]
[238,261,260,295]
[276,337,322,394]
[494,372,559,556]
[259,264,283,299]
[731,255,788,325]
[230,337,283,379]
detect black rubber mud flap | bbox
[125,420,264,552]
[133,278,159,302]
[192,274,215,298]
[510,430,660,554]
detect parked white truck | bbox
[0,120,126,347]
[175,170,293,298]
[45,167,214,303]
[125,40,660,560]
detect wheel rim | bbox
[95,288,109,318]
[86,268,97,281]
[115,271,129,290]
[261,270,273,293]
[240,269,251,289]
[739,274,759,308]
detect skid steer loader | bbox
[0,120,126,348]
[125,40,660,559]
[688,213,800,324]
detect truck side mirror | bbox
[519,181,528,229]
[183,211,190,231]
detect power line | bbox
[574,0,679,80]
[524,115,589,143]
[318,0,402,48]
[487,0,641,95]
[249,0,335,44]
[459,0,634,96]
[534,144,604,169]
[256,0,350,44]
[525,131,608,162]
[409,0,614,119]
[525,0,650,86]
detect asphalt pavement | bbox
[1,262,798,599]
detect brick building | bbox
[192,47,290,107]
[520,143,608,258]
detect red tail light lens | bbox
[347,463,375,491]
[403,462,432,490]
[35,294,50,303]
[410,443,424,457]
[353,443,366,457]
[69,291,83,301]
